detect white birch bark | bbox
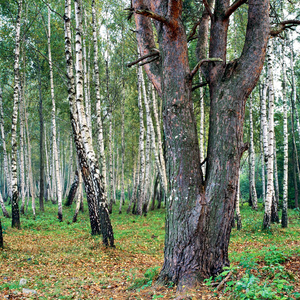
[24,102,36,218]
[249,94,258,210]
[199,72,205,176]
[260,126,266,204]
[282,40,288,227]
[92,0,107,199]
[0,191,9,218]
[136,67,145,215]
[263,42,275,229]
[141,70,151,212]
[48,7,63,221]
[0,87,12,201]
[290,41,300,139]
[45,128,51,201]
[272,137,280,223]
[73,0,114,245]
[11,0,22,228]
[73,169,83,223]
[236,169,242,230]
[152,86,167,193]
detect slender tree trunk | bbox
[151,86,167,194]
[249,94,258,210]
[48,7,63,221]
[45,129,51,201]
[236,169,242,230]
[92,0,107,199]
[0,218,3,248]
[291,95,299,209]
[0,192,9,218]
[73,170,82,223]
[66,171,79,206]
[0,88,12,202]
[136,67,145,215]
[272,138,279,223]
[37,57,44,212]
[263,43,275,229]
[11,0,23,229]
[24,97,36,219]
[282,40,288,227]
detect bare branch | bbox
[203,0,213,19]
[139,56,159,67]
[192,82,208,91]
[187,20,201,42]
[190,58,223,79]
[224,0,247,19]
[127,50,160,68]
[135,9,168,24]
[270,19,300,36]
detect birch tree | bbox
[249,94,258,210]
[48,7,63,221]
[281,39,288,228]
[11,0,22,229]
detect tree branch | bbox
[127,50,159,68]
[224,0,247,19]
[190,58,223,79]
[139,56,159,67]
[270,19,300,36]
[192,82,208,91]
[203,0,213,19]
[135,9,168,24]
[187,20,201,42]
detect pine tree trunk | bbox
[263,42,275,229]
[281,40,288,227]
[249,94,258,210]
[11,0,22,229]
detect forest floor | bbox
[0,201,299,299]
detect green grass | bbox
[0,199,299,299]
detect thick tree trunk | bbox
[11,0,22,229]
[133,0,269,288]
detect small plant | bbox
[128,266,160,290]
[264,246,287,265]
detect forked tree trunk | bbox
[133,0,269,288]
[281,40,288,227]
[11,0,23,229]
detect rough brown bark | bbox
[133,0,269,289]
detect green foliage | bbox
[128,266,160,291]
